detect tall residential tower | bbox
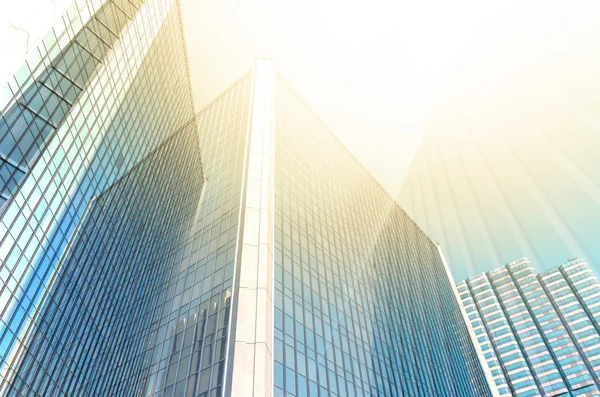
[458,258,600,396]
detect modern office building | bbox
[396,92,600,280]
[268,65,492,397]
[0,19,494,394]
[458,257,600,396]
[0,0,195,392]
[136,61,494,397]
[6,120,205,396]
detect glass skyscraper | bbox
[1,3,492,393]
[269,71,491,397]
[7,121,204,396]
[458,257,600,396]
[142,60,493,397]
[0,0,195,392]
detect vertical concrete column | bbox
[230,59,274,397]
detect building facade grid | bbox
[0,6,494,392]
[0,0,195,392]
[459,258,600,396]
[273,78,490,397]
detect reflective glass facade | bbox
[142,73,253,397]
[270,78,491,396]
[8,122,204,395]
[458,258,600,396]
[0,0,195,392]
[1,27,491,395]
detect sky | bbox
[2,0,600,197]
[180,0,600,197]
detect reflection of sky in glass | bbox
[7,119,203,395]
[0,0,194,383]
[273,76,490,396]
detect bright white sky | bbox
[2,0,600,196]
[180,0,600,197]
